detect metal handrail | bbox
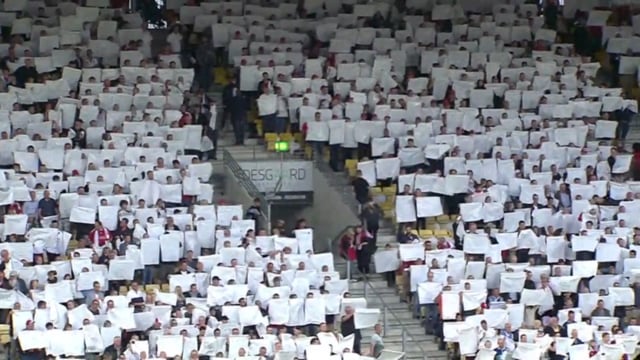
[222,149,271,231]
[346,261,428,360]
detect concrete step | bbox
[332,257,449,360]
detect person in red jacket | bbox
[89,221,112,250]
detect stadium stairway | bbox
[314,159,449,360]
[336,259,449,360]
[207,78,449,359]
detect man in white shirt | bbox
[126,281,146,302]
[275,87,288,134]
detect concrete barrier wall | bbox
[297,167,359,252]
[223,166,256,213]
[223,166,359,252]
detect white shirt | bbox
[277,96,288,117]
[167,33,182,53]
[126,288,146,301]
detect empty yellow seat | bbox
[371,187,383,193]
[119,286,128,295]
[145,284,160,292]
[267,142,276,151]
[214,67,229,86]
[436,215,450,223]
[382,185,397,195]
[304,145,313,160]
[161,283,171,292]
[264,132,278,142]
[345,159,358,177]
[419,229,433,237]
[435,229,452,237]
[280,133,293,142]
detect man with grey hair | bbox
[370,323,384,357]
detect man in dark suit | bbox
[223,78,249,145]
[221,78,237,130]
[103,335,124,359]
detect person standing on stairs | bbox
[351,170,370,212]
[354,225,373,279]
[199,103,217,160]
[341,306,362,354]
[361,200,382,253]
[225,78,249,145]
[195,35,216,93]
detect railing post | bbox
[383,305,387,337]
[401,329,406,355]
[363,276,367,298]
[346,260,351,280]
[266,201,272,234]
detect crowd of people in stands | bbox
[2,0,640,359]
[324,1,640,359]
[0,0,399,359]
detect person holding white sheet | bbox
[89,220,112,252]
[341,306,362,354]
[304,112,327,161]
[167,25,183,54]
[275,87,288,135]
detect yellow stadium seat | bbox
[419,229,434,237]
[595,50,609,67]
[435,229,451,237]
[436,215,450,224]
[449,214,460,221]
[294,133,304,143]
[371,186,383,194]
[267,142,276,151]
[345,159,358,177]
[382,185,397,195]
[145,284,159,292]
[304,145,313,160]
[214,67,229,86]
[264,133,278,142]
[67,240,79,251]
[119,286,128,295]
[161,283,171,292]
[280,133,293,142]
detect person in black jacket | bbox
[615,105,636,142]
[103,336,124,359]
[198,104,217,159]
[13,58,38,88]
[224,78,249,145]
[221,79,236,130]
[352,171,370,206]
[341,306,362,354]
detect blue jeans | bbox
[275,117,287,134]
[311,141,324,160]
[424,304,439,334]
[143,266,154,284]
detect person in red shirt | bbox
[632,143,640,180]
[178,105,193,127]
[89,221,112,250]
[8,202,22,214]
[436,237,451,250]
